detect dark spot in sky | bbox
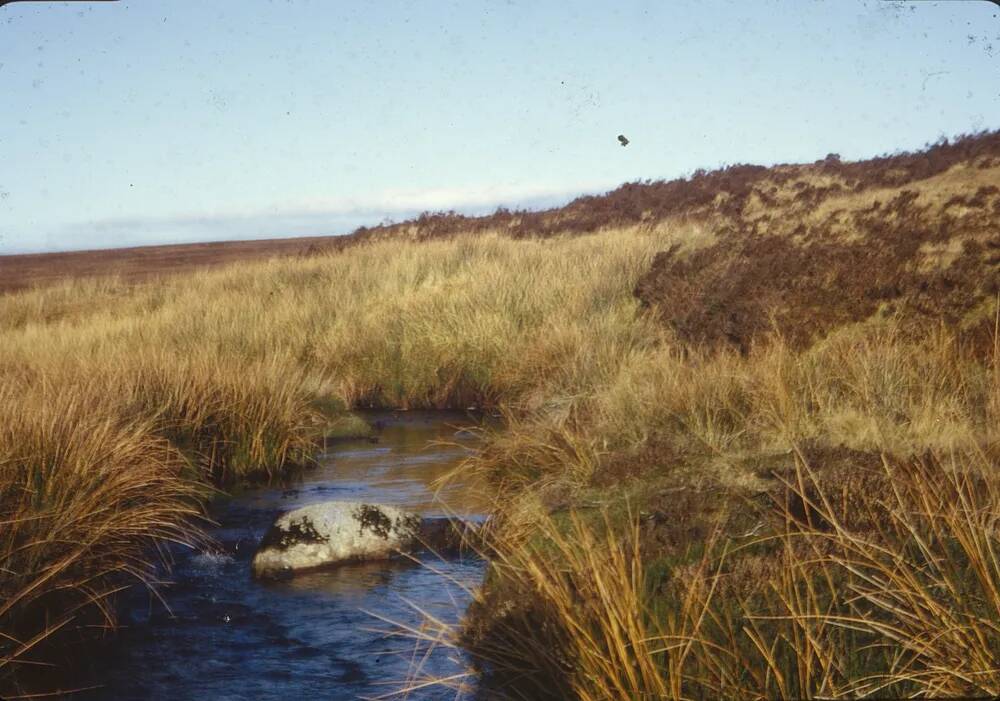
[618,134,629,147]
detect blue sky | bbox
[0,0,997,254]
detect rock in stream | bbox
[251,501,472,579]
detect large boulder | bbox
[251,501,477,579]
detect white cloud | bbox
[13,180,614,254]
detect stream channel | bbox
[72,411,489,700]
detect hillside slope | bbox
[5,132,997,304]
[634,133,1000,351]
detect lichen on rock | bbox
[252,501,423,579]
[259,515,330,551]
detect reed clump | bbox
[448,448,1000,701]
[0,383,203,681]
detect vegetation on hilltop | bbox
[636,143,1000,351]
[353,130,1000,242]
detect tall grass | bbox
[0,384,203,682]
[673,449,1000,699]
[1,225,997,696]
[416,448,1000,701]
[466,510,677,700]
[0,228,674,689]
[467,317,998,497]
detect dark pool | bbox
[69,411,488,700]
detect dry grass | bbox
[1,133,998,696]
[671,448,1000,700]
[467,509,673,701]
[0,228,677,691]
[444,310,1000,701]
[463,316,999,505]
[366,506,675,701]
[0,385,203,685]
[410,448,1000,701]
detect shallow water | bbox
[69,411,487,700]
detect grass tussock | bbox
[463,510,676,701]
[0,385,203,678]
[438,449,1000,701]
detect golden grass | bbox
[0,228,675,687]
[667,449,1000,700]
[464,316,999,505]
[1,223,997,696]
[0,385,203,681]
[363,507,676,701]
[403,448,1000,701]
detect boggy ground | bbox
[2,131,1000,698]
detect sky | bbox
[0,0,998,254]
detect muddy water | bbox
[73,412,488,700]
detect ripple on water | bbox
[62,412,487,701]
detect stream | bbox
[70,411,488,700]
